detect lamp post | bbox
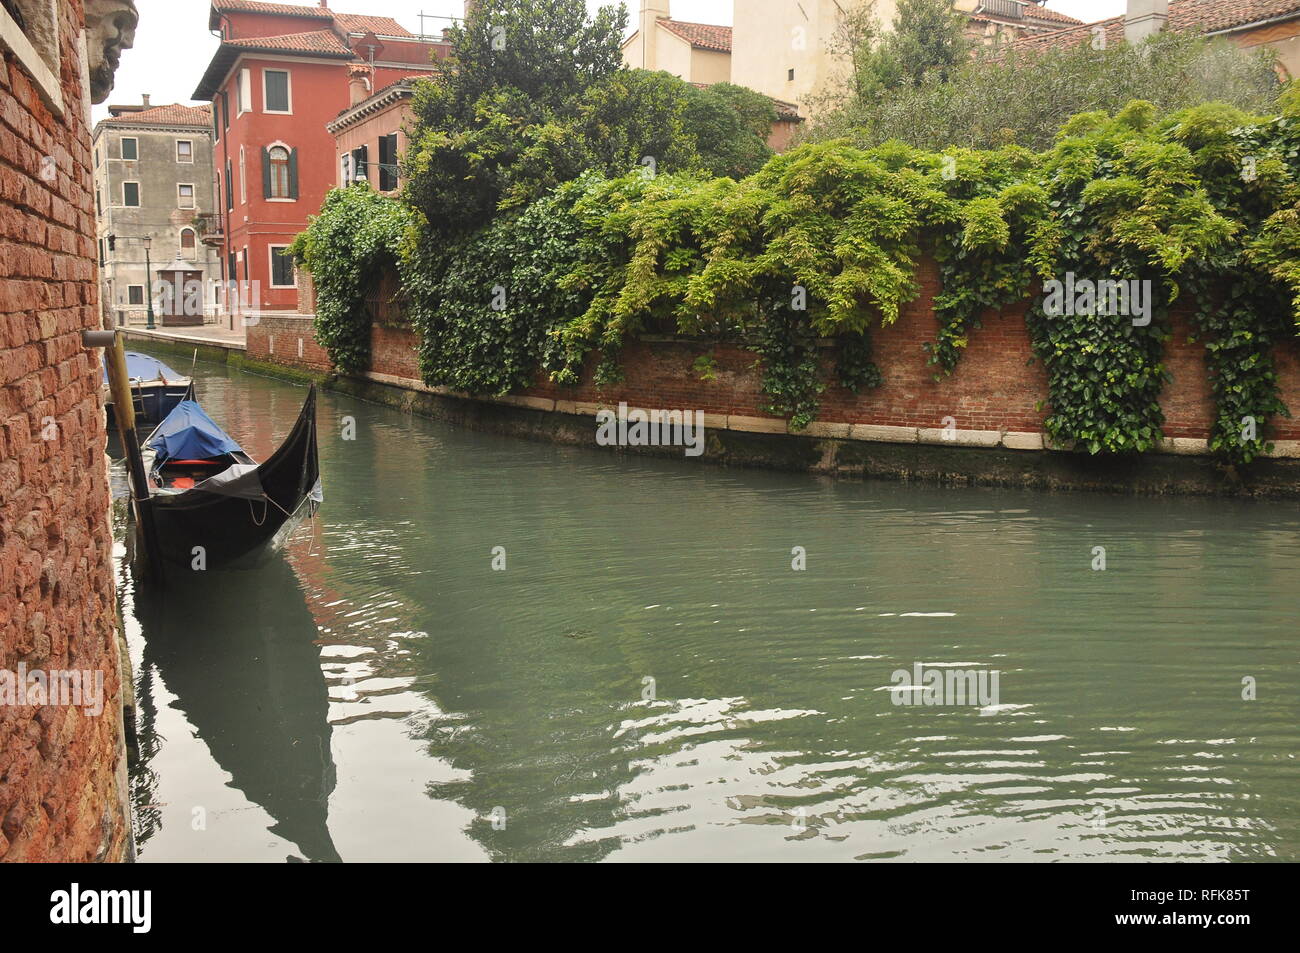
[143,236,156,329]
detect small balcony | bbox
[195,212,225,248]
[978,0,1027,19]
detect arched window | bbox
[268,146,291,199]
[180,228,196,252]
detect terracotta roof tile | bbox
[658,19,733,53]
[333,13,413,37]
[223,29,354,57]
[211,1,332,21]
[105,103,214,126]
[1021,4,1085,25]
[209,2,414,38]
[1007,0,1300,54]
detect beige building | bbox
[622,0,733,84]
[731,0,1081,118]
[92,98,221,326]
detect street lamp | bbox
[143,236,155,330]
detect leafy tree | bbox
[572,72,773,180]
[819,0,968,104]
[887,0,971,87]
[428,0,626,114]
[404,0,627,236]
[812,32,1282,152]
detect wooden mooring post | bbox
[85,329,164,581]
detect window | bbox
[787,69,795,82]
[122,182,140,206]
[177,184,195,209]
[263,144,299,200]
[378,133,398,192]
[180,228,196,252]
[127,285,145,306]
[95,146,101,166]
[263,69,290,113]
[121,137,138,160]
[237,68,251,114]
[215,172,222,213]
[351,144,369,182]
[98,238,106,266]
[226,159,233,211]
[265,145,294,199]
[213,100,221,142]
[239,146,246,204]
[176,139,193,162]
[269,245,296,288]
[220,91,230,131]
[95,189,101,214]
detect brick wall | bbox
[320,256,1300,444]
[1,0,130,861]
[246,313,332,371]
[262,248,1300,445]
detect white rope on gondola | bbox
[248,492,298,526]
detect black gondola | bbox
[140,386,321,570]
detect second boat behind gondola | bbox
[140,385,321,570]
[104,351,193,429]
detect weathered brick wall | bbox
[1,0,130,861]
[246,313,332,371]
[319,256,1300,444]
[370,322,419,380]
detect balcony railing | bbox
[194,212,224,247]
[978,0,1027,19]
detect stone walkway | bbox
[121,323,247,351]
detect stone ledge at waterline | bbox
[319,371,1300,498]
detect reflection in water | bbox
[119,354,1300,863]
[133,560,340,863]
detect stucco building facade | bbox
[631,0,1081,120]
[192,0,446,325]
[92,99,219,326]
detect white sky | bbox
[97,0,1130,121]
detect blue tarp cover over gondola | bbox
[103,351,184,383]
[146,400,244,463]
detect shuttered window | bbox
[264,70,290,113]
[263,146,299,200]
[378,133,398,192]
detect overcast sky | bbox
[97,0,1130,121]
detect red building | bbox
[192,0,448,320]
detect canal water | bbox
[114,353,1300,862]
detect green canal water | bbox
[115,356,1300,862]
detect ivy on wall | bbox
[296,90,1300,462]
[289,186,414,374]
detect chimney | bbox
[348,65,372,106]
[639,0,670,69]
[1125,0,1168,45]
[142,93,150,107]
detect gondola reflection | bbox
[135,559,341,863]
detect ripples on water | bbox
[117,360,1300,862]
